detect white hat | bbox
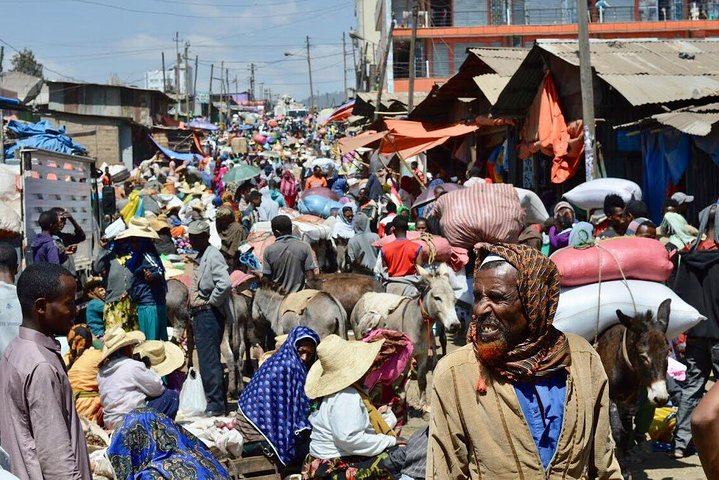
[134,340,185,377]
[671,192,694,205]
[115,217,160,240]
[101,327,146,363]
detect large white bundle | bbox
[564,178,642,211]
[515,188,550,224]
[554,280,705,340]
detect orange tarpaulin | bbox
[518,72,584,184]
[380,120,478,159]
[338,130,386,155]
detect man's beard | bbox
[475,316,511,363]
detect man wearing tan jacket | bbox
[428,243,622,479]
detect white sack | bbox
[563,178,642,211]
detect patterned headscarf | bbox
[468,243,571,393]
[238,326,321,465]
[67,324,93,367]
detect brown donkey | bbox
[596,299,671,461]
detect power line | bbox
[69,0,351,19]
[0,37,79,81]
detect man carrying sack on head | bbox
[187,220,231,417]
[427,243,622,479]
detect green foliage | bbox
[10,48,43,78]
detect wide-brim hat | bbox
[101,327,146,363]
[116,217,160,240]
[149,214,171,232]
[179,181,206,195]
[134,340,185,377]
[304,335,384,400]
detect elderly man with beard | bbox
[427,243,621,479]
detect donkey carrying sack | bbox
[429,183,524,249]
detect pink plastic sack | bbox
[253,133,267,144]
[373,232,468,271]
[550,237,673,287]
[429,183,524,249]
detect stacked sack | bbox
[550,237,705,340]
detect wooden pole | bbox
[306,36,315,112]
[374,22,394,121]
[577,0,597,181]
[193,55,198,117]
[208,63,214,122]
[407,0,419,113]
[184,42,190,120]
[161,52,166,93]
[342,32,348,99]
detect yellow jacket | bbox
[427,334,622,479]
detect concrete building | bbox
[144,64,194,96]
[370,0,719,94]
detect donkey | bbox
[251,284,348,340]
[166,278,249,399]
[595,298,671,461]
[350,263,462,405]
[306,272,382,317]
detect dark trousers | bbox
[674,337,719,450]
[192,307,226,413]
[147,388,179,420]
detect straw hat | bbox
[304,335,384,400]
[101,327,146,363]
[134,340,185,377]
[116,217,160,240]
[149,214,171,232]
[179,181,206,195]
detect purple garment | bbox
[548,225,571,253]
[0,327,91,479]
[30,233,62,264]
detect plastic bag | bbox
[563,178,642,211]
[178,368,207,417]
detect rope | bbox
[419,232,437,264]
[589,242,638,347]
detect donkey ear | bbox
[437,263,449,278]
[616,309,635,330]
[655,298,671,334]
[416,264,430,279]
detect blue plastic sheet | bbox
[298,195,343,218]
[641,130,691,223]
[0,96,22,109]
[149,135,200,162]
[187,118,218,131]
[4,119,87,158]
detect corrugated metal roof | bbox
[467,48,529,76]
[473,74,512,105]
[597,74,719,106]
[615,102,719,135]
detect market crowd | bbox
[0,112,719,480]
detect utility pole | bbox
[407,0,419,113]
[226,68,230,119]
[184,41,190,120]
[374,22,394,121]
[161,52,166,92]
[350,38,358,92]
[1,46,5,73]
[220,61,224,125]
[208,64,214,122]
[577,0,596,181]
[249,63,256,101]
[342,32,348,99]
[174,32,181,120]
[193,55,198,117]
[306,36,315,112]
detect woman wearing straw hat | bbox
[97,327,179,429]
[302,335,402,479]
[116,217,168,341]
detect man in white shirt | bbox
[0,243,21,358]
[97,328,178,429]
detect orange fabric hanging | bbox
[519,72,584,184]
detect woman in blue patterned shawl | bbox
[107,409,230,479]
[238,325,321,467]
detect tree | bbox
[10,48,43,78]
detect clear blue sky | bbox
[0,0,355,100]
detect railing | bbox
[393,4,719,28]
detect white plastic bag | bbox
[515,188,550,224]
[178,368,207,417]
[554,280,705,340]
[563,178,642,211]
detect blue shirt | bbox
[513,370,567,470]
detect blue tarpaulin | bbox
[4,119,87,159]
[641,129,691,223]
[0,96,22,110]
[187,118,218,131]
[149,135,200,162]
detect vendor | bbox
[66,324,103,424]
[302,335,401,479]
[97,327,179,430]
[150,215,178,256]
[238,326,321,468]
[83,277,106,339]
[116,217,168,341]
